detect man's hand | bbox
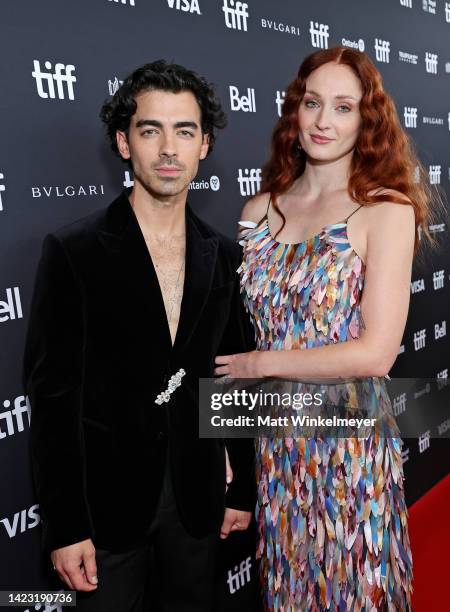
[220,508,252,539]
[51,538,98,591]
[225,447,233,492]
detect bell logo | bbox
[229,86,256,112]
[0,288,23,324]
[435,320,447,340]
[32,60,77,100]
[167,0,201,13]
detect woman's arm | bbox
[216,201,416,379]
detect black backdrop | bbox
[1,1,449,610]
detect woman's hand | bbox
[215,350,267,379]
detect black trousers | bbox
[73,459,219,612]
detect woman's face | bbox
[297,62,363,163]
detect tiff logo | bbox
[227,557,252,593]
[309,21,329,49]
[32,60,76,100]
[393,393,407,417]
[437,369,448,390]
[418,430,431,453]
[0,288,23,323]
[222,0,249,31]
[433,269,445,289]
[435,320,447,340]
[275,90,285,117]
[437,372,448,394]
[108,0,135,5]
[0,505,40,539]
[400,0,412,7]
[238,168,261,196]
[429,164,441,184]
[0,172,5,211]
[422,0,436,13]
[404,107,417,128]
[0,396,30,440]
[229,86,256,112]
[425,52,438,74]
[374,38,390,63]
[446,2,450,22]
[413,328,426,350]
[167,0,201,13]
[108,77,123,96]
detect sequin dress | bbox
[237,205,413,611]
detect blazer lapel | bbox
[96,192,218,360]
[96,191,173,360]
[172,204,218,353]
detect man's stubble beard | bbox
[134,168,192,199]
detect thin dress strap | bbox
[345,205,363,222]
[264,194,272,220]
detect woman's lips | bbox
[310,135,334,144]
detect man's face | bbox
[116,89,209,199]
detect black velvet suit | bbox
[24,190,256,554]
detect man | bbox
[24,60,255,611]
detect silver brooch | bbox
[155,368,186,405]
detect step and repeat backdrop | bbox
[1,0,449,609]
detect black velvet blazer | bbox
[23,190,256,553]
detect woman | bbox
[215,47,438,610]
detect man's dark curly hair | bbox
[100,60,227,159]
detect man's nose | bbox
[159,132,177,158]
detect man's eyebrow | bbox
[135,119,200,129]
[305,90,357,100]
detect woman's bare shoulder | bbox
[240,192,271,223]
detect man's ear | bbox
[199,133,209,160]
[116,131,131,160]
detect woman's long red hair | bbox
[261,46,443,253]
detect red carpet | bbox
[409,474,450,610]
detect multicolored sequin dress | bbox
[237,204,413,611]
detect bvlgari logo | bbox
[260,17,300,37]
[31,184,105,198]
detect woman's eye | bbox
[338,105,351,112]
[305,100,318,108]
